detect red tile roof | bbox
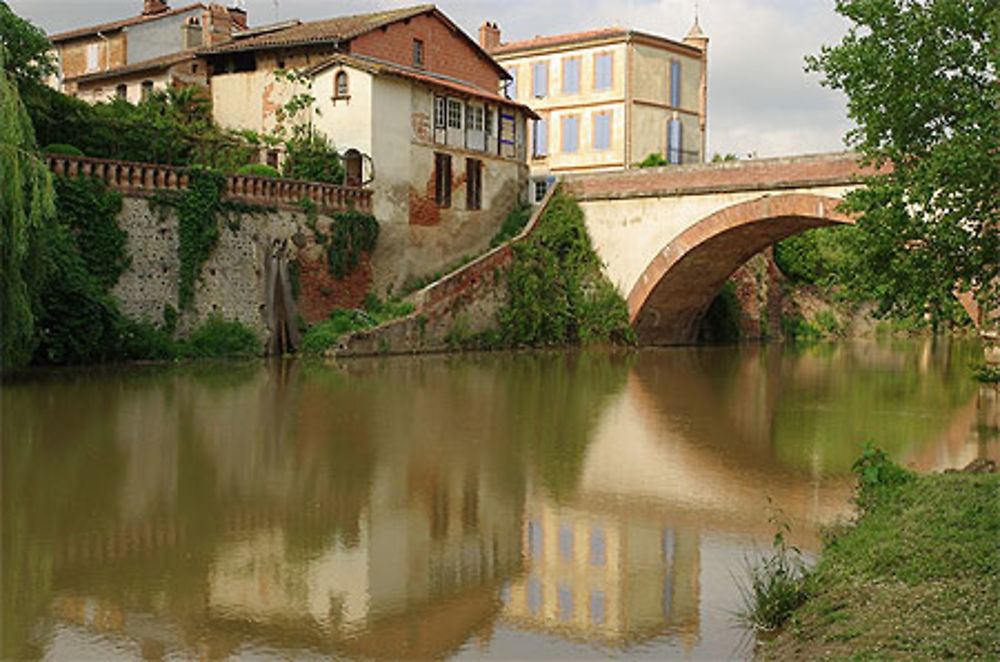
[48,3,206,43]
[67,49,201,84]
[308,53,539,119]
[490,27,698,56]
[199,4,435,54]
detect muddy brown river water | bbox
[3,339,997,660]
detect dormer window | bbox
[335,71,349,98]
[413,39,424,68]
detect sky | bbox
[7,0,855,158]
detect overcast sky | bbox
[8,0,854,158]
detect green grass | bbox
[759,463,1000,661]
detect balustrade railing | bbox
[45,154,372,214]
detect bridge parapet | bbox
[45,153,372,214]
[565,152,873,201]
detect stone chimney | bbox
[143,0,169,15]
[479,22,501,51]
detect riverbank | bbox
[757,462,1000,661]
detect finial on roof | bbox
[683,4,708,49]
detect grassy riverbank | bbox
[758,462,1000,660]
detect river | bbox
[2,339,997,660]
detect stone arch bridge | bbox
[562,152,868,345]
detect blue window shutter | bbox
[670,60,681,107]
[668,119,683,164]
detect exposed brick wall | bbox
[409,184,442,227]
[296,247,373,323]
[60,34,128,81]
[350,12,500,91]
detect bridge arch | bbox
[627,193,853,345]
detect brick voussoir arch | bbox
[628,193,853,345]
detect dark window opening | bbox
[434,152,452,208]
[277,59,286,70]
[266,149,280,169]
[413,39,425,68]
[115,84,127,100]
[466,158,482,210]
[335,71,349,98]
[229,52,256,73]
[141,80,154,101]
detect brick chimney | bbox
[479,22,501,51]
[227,4,248,30]
[143,0,169,15]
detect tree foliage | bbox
[0,1,54,88]
[808,0,1000,323]
[0,43,53,373]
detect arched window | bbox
[335,71,349,98]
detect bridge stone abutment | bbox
[565,153,865,345]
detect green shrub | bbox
[783,313,822,342]
[490,203,532,247]
[180,315,259,358]
[851,443,913,513]
[300,294,415,354]
[235,163,281,178]
[283,131,344,184]
[44,143,84,156]
[638,152,668,168]
[497,191,634,348]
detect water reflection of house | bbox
[501,497,699,650]
[205,455,522,657]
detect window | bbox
[484,106,494,135]
[434,152,452,207]
[528,519,543,559]
[466,105,484,131]
[589,525,606,565]
[670,60,681,107]
[527,576,543,615]
[141,80,154,101]
[266,149,280,168]
[115,84,127,100]
[434,96,447,128]
[667,118,683,164]
[334,71,349,98]
[413,39,425,68]
[562,57,580,94]
[590,591,606,625]
[532,62,548,98]
[561,115,579,153]
[557,584,573,621]
[533,179,548,203]
[86,43,99,72]
[532,118,548,157]
[447,99,462,129]
[466,158,482,210]
[505,66,517,99]
[594,53,613,90]
[558,522,574,561]
[593,111,611,150]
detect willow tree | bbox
[809,0,1000,325]
[0,45,54,372]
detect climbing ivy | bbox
[151,168,226,308]
[327,210,379,279]
[53,174,129,289]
